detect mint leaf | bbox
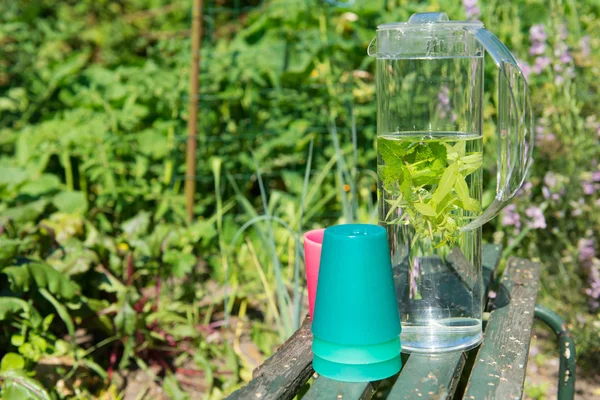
[414,202,437,217]
[454,175,471,205]
[431,162,458,204]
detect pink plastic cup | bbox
[304,229,325,320]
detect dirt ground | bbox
[525,327,600,400]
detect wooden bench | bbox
[227,245,576,400]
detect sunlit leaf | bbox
[0,369,51,400]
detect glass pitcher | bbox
[368,12,533,353]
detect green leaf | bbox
[164,252,196,278]
[3,199,48,223]
[0,369,51,400]
[413,202,437,217]
[431,162,458,204]
[0,298,31,321]
[115,302,136,336]
[81,359,107,380]
[52,191,88,214]
[2,262,80,299]
[118,336,134,371]
[45,237,97,275]
[28,334,47,353]
[459,153,483,176]
[121,211,151,239]
[457,198,482,212]
[136,129,169,159]
[39,288,75,337]
[454,175,471,205]
[194,353,214,393]
[163,373,190,400]
[17,343,39,362]
[41,314,54,333]
[20,174,61,196]
[0,354,25,372]
[0,238,21,266]
[399,166,413,200]
[10,336,24,347]
[0,167,28,186]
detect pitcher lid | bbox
[377,12,483,31]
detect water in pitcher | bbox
[378,132,483,352]
[376,51,486,352]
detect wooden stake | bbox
[185,0,204,221]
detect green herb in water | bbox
[378,134,483,246]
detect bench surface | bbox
[228,245,542,400]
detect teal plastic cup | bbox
[311,224,401,382]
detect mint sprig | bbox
[378,137,482,245]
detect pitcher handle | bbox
[461,28,534,231]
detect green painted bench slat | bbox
[301,377,379,400]
[386,353,466,399]
[463,257,541,400]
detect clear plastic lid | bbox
[368,13,484,59]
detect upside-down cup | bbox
[303,229,325,320]
[311,224,402,382]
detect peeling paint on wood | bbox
[387,353,465,399]
[302,377,379,400]
[227,316,314,400]
[463,257,540,400]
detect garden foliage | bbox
[0,0,599,397]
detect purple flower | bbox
[593,171,600,182]
[502,204,521,229]
[530,24,547,42]
[437,86,451,118]
[529,42,546,56]
[535,125,545,139]
[554,62,564,72]
[580,35,591,58]
[544,172,558,189]
[532,56,551,74]
[525,206,546,229]
[582,181,596,195]
[579,238,600,311]
[438,87,450,106]
[560,52,573,64]
[542,186,551,199]
[462,0,480,19]
[578,239,596,264]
